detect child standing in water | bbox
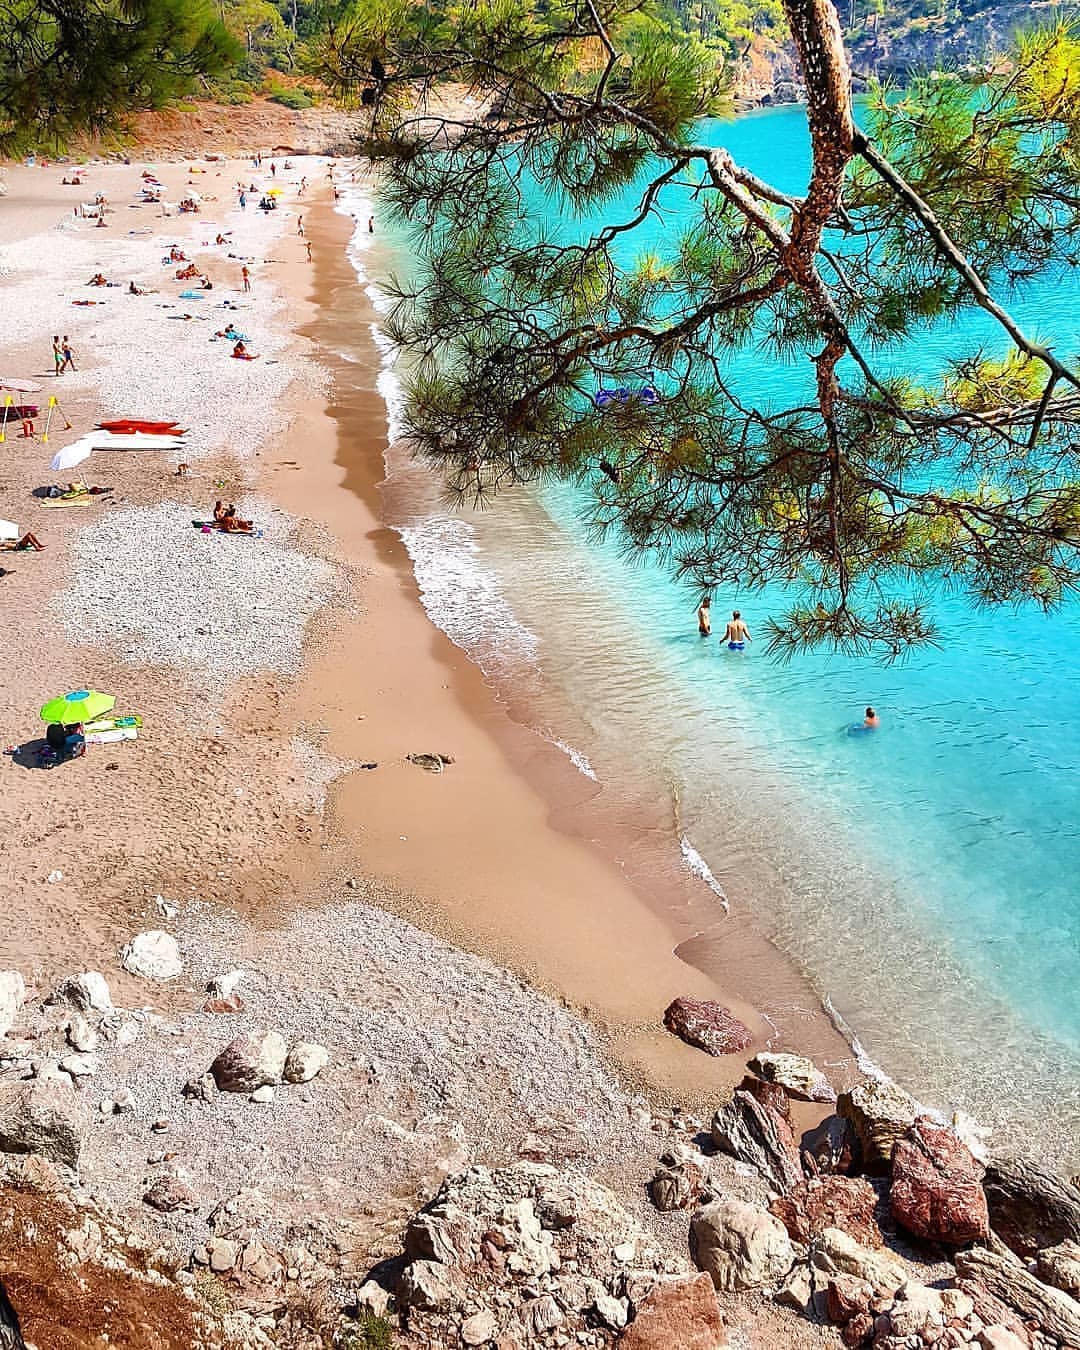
[697,597,711,636]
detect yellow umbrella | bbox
[266,188,283,196]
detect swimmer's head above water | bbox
[864,706,879,726]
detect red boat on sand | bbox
[98,419,186,435]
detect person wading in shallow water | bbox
[723,610,752,650]
[864,706,880,728]
[697,596,712,636]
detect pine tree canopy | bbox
[0,0,239,151]
[325,1,1080,657]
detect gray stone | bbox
[690,1198,795,1292]
[398,1258,463,1311]
[0,1079,89,1168]
[207,968,245,999]
[210,1031,287,1093]
[66,1014,98,1053]
[283,1042,328,1084]
[54,972,112,1013]
[748,1051,836,1103]
[1036,1239,1080,1299]
[593,1293,629,1329]
[144,1175,200,1213]
[710,1089,803,1195]
[0,971,26,1039]
[59,1053,98,1078]
[250,1085,274,1104]
[461,1308,498,1344]
[355,1280,390,1317]
[208,1237,241,1273]
[120,930,182,981]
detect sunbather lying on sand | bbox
[88,273,108,286]
[128,281,146,295]
[0,533,43,551]
[231,341,259,360]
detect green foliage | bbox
[268,79,315,107]
[0,0,239,151]
[329,4,1080,656]
[335,1311,395,1349]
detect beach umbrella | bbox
[50,439,93,472]
[40,690,115,724]
[266,187,283,196]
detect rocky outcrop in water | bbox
[890,1116,990,1245]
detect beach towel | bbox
[84,716,142,733]
[178,290,205,300]
[41,495,95,508]
[84,727,138,745]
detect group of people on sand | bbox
[52,336,75,374]
[696,597,881,729]
[211,501,252,533]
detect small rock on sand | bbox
[120,930,183,981]
[663,998,752,1057]
[283,1041,328,1083]
[210,1030,286,1093]
[53,972,112,1013]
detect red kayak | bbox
[98,419,185,434]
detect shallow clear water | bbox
[345,104,1080,1165]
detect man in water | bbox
[723,610,751,650]
[864,706,880,728]
[697,597,712,636]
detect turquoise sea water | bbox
[355,103,1080,1164]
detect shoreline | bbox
[266,187,867,1108]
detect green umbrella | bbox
[40,689,115,724]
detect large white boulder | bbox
[120,930,182,981]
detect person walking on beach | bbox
[52,336,63,376]
[305,240,312,262]
[60,337,76,373]
[368,215,374,234]
[239,190,247,211]
[241,265,250,293]
[270,161,276,177]
[697,596,712,636]
[723,610,751,650]
[297,214,304,237]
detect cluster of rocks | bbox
[184,1028,329,1106]
[643,1049,1080,1350]
[390,1160,730,1348]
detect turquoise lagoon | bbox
[354,104,1080,1165]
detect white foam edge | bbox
[680,836,730,912]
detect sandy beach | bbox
[0,150,858,1103]
[0,146,866,1349]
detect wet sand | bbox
[265,192,857,1104]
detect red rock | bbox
[827,1273,874,1324]
[738,1074,791,1120]
[619,1274,727,1349]
[663,998,751,1057]
[890,1117,989,1245]
[202,995,245,1014]
[772,1176,883,1249]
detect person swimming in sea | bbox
[723,610,751,650]
[863,706,880,728]
[697,596,712,636]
